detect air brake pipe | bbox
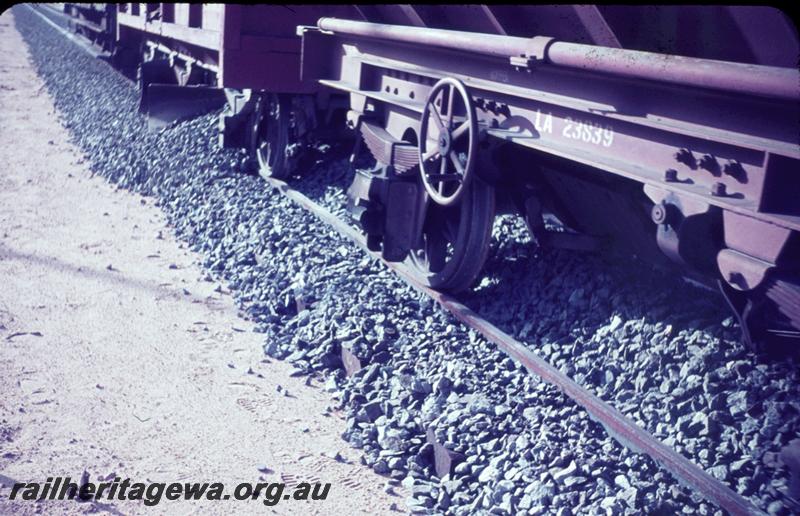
[316,18,799,101]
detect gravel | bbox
[292,153,800,512]
[15,5,800,515]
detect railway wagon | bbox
[58,4,800,352]
[293,8,800,353]
[117,5,800,175]
[62,3,116,51]
[111,4,369,158]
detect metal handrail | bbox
[316,17,800,101]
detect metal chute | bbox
[141,84,226,129]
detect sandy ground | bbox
[0,11,402,515]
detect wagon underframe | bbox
[299,19,800,349]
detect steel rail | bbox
[316,17,799,101]
[265,177,765,516]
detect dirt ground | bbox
[0,10,401,515]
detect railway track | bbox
[15,4,800,514]
[263,181,764,515]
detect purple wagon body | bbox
[102,5,799,86]
[113,4,363,92]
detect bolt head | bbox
[651,203,668,225]
[699,154,719,172]
[437,131,451,154]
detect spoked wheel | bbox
[408,177,495,292]
[419,77,478,207]
[251,93,295,180]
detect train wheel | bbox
[408,178,495,292]
[251,93,295,180]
